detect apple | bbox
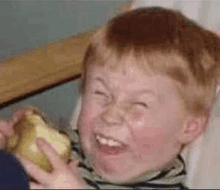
[7,114,71,173]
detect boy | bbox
[2,6,220,189]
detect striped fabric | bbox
[64,129,189,189]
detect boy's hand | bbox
[15,138,87,189]
[0,108,33,149]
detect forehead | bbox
[88,56,148,83]
[87,57,177,97]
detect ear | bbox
[178,116,206,144]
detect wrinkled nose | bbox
[101,105,124,127]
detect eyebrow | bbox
[95,77,156,96]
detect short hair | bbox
[81,7,220,118]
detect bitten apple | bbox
[7,114,71,173]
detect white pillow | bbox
[183,88,220,188]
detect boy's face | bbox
[78,57,187,183]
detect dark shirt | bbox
[0,151,30,190]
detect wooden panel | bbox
[0,1,131,106]
[0,27,98,105]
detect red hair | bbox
[82,7,220,117]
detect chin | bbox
[90,156,148,184]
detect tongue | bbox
[98,144,127,155]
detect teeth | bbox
[108,139,116,146]
[100,138,107,145]
[96,135,122,147]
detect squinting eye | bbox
[134,102,148,108]
[94,90,108,98]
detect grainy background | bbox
[0,0,125,124]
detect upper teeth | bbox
[96,135,123,147]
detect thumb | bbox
[68,159,78,171]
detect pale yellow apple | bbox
[7,114,71,173]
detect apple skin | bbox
[7,114,71,173]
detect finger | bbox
[7,108,35,138]
[12,108,34,124]
[36,138,66,170]
[0,120,14,137]
[15,153,50,185]
[68,159,78,171]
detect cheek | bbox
[78,105,96,153]
[130,111,143,121]
[78,100,102,134]
[129,111,176,155]
[132,127,169,152]
[129,109,150,124]
[78,105,93,134]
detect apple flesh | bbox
[7,114,71,173]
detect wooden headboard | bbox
[0,27,98,108]
[0,1,132,108]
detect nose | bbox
[101,104,124,127]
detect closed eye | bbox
[95,90,109,98]
[134,102,148,108]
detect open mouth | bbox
[94,134,127,155]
